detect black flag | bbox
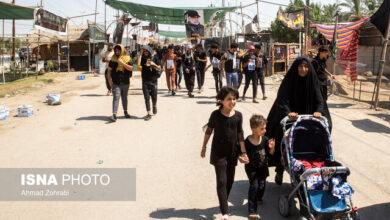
[371,0,390,38]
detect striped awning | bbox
[313,18,369,50]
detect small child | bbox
[243,114,275,219]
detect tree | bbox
[323,3,342,21]
[363,0,383,16]
[339,0,364,21]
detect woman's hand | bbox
[288,112,298,120]
[185,68,190,74]
[200,147,206,158]
[313,112,322,118]
[238,153,249,164]
[117,59,125,66]
[268,139,275,150]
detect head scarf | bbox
[184,45,193,59]
[280,56,321,114]
[110,44,131,72]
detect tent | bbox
[158,30,187,38]
[104,0,237,25]
[0,1,34,20]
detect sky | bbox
[1,0,337,37]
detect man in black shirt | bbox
[311,46,335,102]
[221,43,244,89]
[194,44,207,93]
[174,46,183,90]
[107,44,133,122]
[255,45,268,100]
[242,46,259,103]
[137,46,161,121]
[205,44,223,93]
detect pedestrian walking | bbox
[107,44,133,122]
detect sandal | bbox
[221,214,229,220]
[248,213,260,219]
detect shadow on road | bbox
[358,202,390,219]
[196,101,216,105]
[368,113,390,123]
[149,180,294,220]
[328,103,355,109]
[80,94,107,97]
[76,115,145,122]
[351,119,390,134]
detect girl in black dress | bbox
[201,86,249,220]
[265,57,328,185]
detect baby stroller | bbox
[277,115,359,220]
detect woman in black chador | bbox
[265,57,331,185]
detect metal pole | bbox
[240,2,246,48]
[92,0,98,72]
[36,31,40,79]
[373,14,390,109]
[26,37,29,77]
[332,11,339,75]
[2,19,4,68]
[67,22,70,73]
[88,42,91,72]
[228,2,233,45]
[299,31,302,55]
[304,0,310,56]
[105,3,107,43]
[57,42,60,72]
[1,19,4,84]
[12,0,15,62]
[256,0,260,33]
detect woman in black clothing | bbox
[182,45,196,98]
[265,57,328,185]
[137,46,161,121]
[201,86,249,220]
[107,44,133,122]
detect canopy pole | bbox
[105,2,107,43]
[2,19,4,68]
[332,11,339,76]
[57,42,60,72]
[256,0,260,33]
[67,21,70,74]
[36,31,40,79]
[303,0,311,56]
[12,0,16,62]
[373,13,390,110]
[1,19,4,85]
[92,0,98,73]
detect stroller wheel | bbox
[278,195,291,217]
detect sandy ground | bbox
[0,70,389,220]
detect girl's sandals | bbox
[221,214,229,220]
[248,213,260,219]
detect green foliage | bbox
[270,0,338,42]
[0,37,27,54]
[339,0,383,21]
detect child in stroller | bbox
[277,115,358,220]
